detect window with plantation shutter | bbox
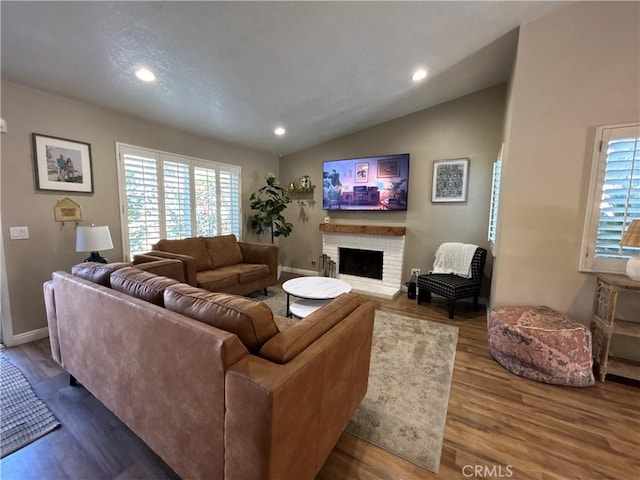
[163,159,192,239]
[580,123,640,273]
[122,150,162,257]
[488,145,503,246]
[219,168,241,235]
[117,144,242,260]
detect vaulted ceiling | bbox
[1,1,568,155]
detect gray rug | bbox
[253,287,458,473]
[1,355,61,457]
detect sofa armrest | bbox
[133,258,186,283]
[259,293,363,363]
[224,301,374,479]
[135,251,197,286]
[238,241,278,276]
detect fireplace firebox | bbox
[339,247,383,280]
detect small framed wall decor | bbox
[377,157,400,178]
[355,162,369,183]
[54,197,83,225]
[32,133,94,193]
[431,158,469,203]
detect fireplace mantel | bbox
[319,224,406,236]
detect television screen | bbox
[323,153,410,211]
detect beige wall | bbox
[493,2,640,327]
[279,85,507,288]
[1,80,277,341]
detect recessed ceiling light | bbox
[274,127,286,136]
[135,68,156,82]
[412,69,428,82]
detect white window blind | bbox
[122,151,162,257]
[163,160,192,239]
[117,144,242,259]
[580,124,640,273]
[194,166,217,237]
[219,168,241,235]
[488,145,503,246]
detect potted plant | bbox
[249,172,293,244]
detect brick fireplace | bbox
[319,224,406,299]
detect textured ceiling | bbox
[1,1,568,155]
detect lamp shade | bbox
[76,225,114,253]
[620,220,640,248]
[620,220,640,281]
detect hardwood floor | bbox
[2,283,639,479]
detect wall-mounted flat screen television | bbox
[323,153,410,211]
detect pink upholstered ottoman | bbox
[488,306,594,387]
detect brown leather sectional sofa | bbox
[134,234,277,295]
[44,262,374,479]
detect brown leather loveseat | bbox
[134,234,277,295]
[44,262,374,480]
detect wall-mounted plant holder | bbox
[54,197,83,227]
[287,176,315,207]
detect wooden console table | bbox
[590,273,640,382]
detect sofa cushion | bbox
[205,234,244,269]
[71,262,132,287]
[196,268,239,291]
[110,267,181,307]
[259,293,361,364]
[164,284,278,352]
[156,237,212,272]
[236,264,270,284]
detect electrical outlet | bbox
[9,226,29,240]
[411,268,421,277]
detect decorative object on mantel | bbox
[54,197,83,227]
[620,219,640,280]
[249,172,293,243]
[76,224,114,263]
[431,157,469,203]
[32,133,94,193]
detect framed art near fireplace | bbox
[432,158,469,203]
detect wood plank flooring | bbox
[2,280,639,479]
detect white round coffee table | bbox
[282,276,352,318]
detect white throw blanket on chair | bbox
[431,242,478,279]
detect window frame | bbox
[579,123,639,274]
[116,143,242,261]
[488,144,503,251]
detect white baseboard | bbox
[280,266,317,276]
[11,327,49,346]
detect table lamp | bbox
[76,225,114,263]
[620,219,640,281]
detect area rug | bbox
[0,355,61,458]
[253,287,458,473]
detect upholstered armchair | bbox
[417,246,487,319]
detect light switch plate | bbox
[9,226,29,240]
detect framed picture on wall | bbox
[355,162,369,183]
[431,158,469,203]
[32,133,94,193]
[377,157,400,177]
